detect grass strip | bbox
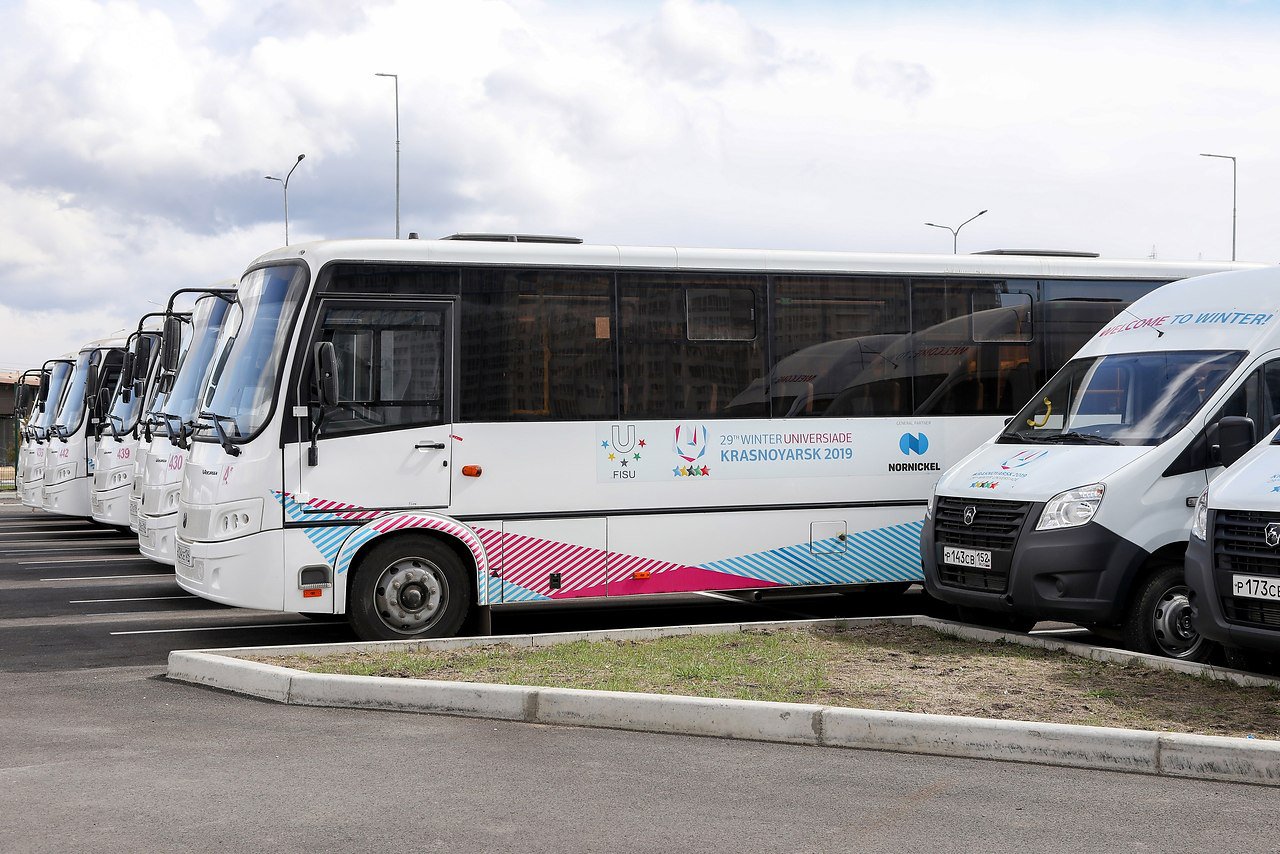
[256,624,1280,740]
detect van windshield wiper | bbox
[1040,431,1124,446]
[998,433,1055,444]
[206,411,242,457]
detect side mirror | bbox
[313,341,339,406]
[119,352,137,402]
[160,315,184,373]
[1215,415,1256,467]
[14,386,26,411]
[37,373,48,412]
[96,386,112,418]
[84,364,101,402]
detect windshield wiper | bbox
[998,433,1055,444]
[206,412,242,457]
[1039,431,1125,446]
[162,414,193,450]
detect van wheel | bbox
[1121,564,1211,661]
[348,536,472,641]
[956,605,1037,634]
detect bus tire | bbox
[348,535,472,641]
[1121,563,1211,661]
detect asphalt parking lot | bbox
[3,500,1272,853]
[0,502,1098,672]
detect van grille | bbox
[1213,510,1280,576]
[1213,510,1280,630]
[935,498,1031,550]
[934,498,1031,593]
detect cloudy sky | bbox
[1,0,1277,368]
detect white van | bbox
[1187,418,1280,669]
[922,266,1280,660]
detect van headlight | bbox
[1191,488,1210,541]
[1036,483,1105,531]
[925,492,936,520]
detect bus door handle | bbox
[415,441,446,451]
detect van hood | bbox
[937,442,1150,503]
[1208,440,1280,512]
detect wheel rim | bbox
[372,555,449,635]
[1151,583,1203,659]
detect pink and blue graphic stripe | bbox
[276,492,925,605]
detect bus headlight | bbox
[1036,483,1105,531]
[1191,489,1210,541]
[209,499,264,541]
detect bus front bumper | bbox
[91,482,133,526]
[42,477,92,518]
[175,529,285,611]
[138,512,179,565]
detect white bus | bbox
[137,287,236,563]
[22,355,75,509]
[43,335,128,516]
[90,316,165,526]
[174,236,1257,640]
[13,367,46,499]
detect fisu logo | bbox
[1000,450,1049,470]
[899,432,929,456]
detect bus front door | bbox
[283,299,456,603]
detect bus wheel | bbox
[349,536,472,641]
[1121,564,1210,661]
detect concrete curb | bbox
[166,616,1280,787]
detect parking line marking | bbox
[110,622,318,635]
[0,530,128,537]
[70,595,195,604]
[20,556,149,565]
[42,574,172,581]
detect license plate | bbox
[137,516,148,535]
[176,543,192,568]
[943,546,993,570]
[1232,574,1280,601]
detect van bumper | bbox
[923,509,1148,626]
[1186,526,1280,654]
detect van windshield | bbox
[999,350,1243,447]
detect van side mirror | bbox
[1215,415,1256,467]
[160,316,184,373]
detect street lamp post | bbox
[375,72,400,239]
[264,154,306,245]
[925,209,988,254]
[1200,152,1237,261]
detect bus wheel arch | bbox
[1119,546,1210,662]
[346,531,476,641]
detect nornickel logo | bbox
[899,432,929,456]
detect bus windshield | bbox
[53,351,94,434]
[107,337,154,434]
[33,362,72,432]
[999,350,1244,447]
[202,264,308,438]
[162,295,233,427]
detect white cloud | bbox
[2,0,1280,369]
